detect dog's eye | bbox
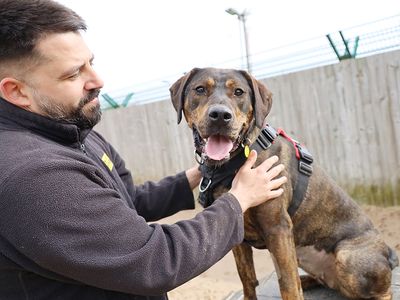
[195,86,206,95]
[234,88,244,96]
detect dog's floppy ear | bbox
[169,68,200,124]
[240,70,273,128]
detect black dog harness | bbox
[198,124,313,217]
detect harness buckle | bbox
[297,144,313,164]
[264,125,278,141]
[296,144,313,176]
[299,161,313,176]
[256,125,278,150]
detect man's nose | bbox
[85,68,104,90]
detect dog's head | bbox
[170,67,272,165]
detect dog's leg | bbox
[259,209,303,300]
[232,243,258,300]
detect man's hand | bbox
[229,150,286,212]
[185,165,202,190]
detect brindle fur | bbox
[170,68,398,300]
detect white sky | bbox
[57,0,400,94]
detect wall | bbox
[95,50,400,205]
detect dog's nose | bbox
[208,105,233,124]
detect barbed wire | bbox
[100,14,400,110]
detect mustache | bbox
[79,89,101,107]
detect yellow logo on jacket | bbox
[101,153,114,171]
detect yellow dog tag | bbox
[244,145,250,158]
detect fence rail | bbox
[100,14,400,109]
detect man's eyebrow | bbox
[58,54,95,79]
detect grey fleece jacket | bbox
[0,97,244,300]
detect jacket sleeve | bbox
[131,172,195,221]
[106,138,196,222]
[0,156,244,296]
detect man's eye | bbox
[67,72,80,80]
[234,88,244,96]
[195,86,206,95]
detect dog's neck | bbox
[197,123,271,207]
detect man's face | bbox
[23,32,104,128]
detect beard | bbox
[33,89,102,129]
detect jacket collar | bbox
[0,96,91,145]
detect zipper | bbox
[80,142,87,155]
[77,128,88,155]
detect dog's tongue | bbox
[205,135,233,160]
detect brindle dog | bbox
[169,67,398,300]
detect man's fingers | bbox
[257,155,279,173]
[267,188,284,199]
[268,176,287,190]
[265,163,285,180]
[242,150,258,170]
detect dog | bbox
[169,67,399,300]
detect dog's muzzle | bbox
[208,105,233,127]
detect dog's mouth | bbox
[205,135,236,161]
[194,128,244,163]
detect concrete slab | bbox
[225,267,400,300]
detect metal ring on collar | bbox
[199,177,212,193]
[240,138,252,148]
[194,150,204,165]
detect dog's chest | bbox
[242,212,267,249]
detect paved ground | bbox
[225,267,400,300]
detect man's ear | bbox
[169,68,200,124]
[239,70,273,128]
[0,77,32,108]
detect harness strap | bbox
[288,172,310,216]
[193,128,203,158]
[198,124,313,216]
[275,128,314,216]
[198,151,247,207]
[276,128,314,176]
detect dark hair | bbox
[0,0,86,63]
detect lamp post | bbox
[226,8,251,73]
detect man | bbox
[0,0,286,299]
